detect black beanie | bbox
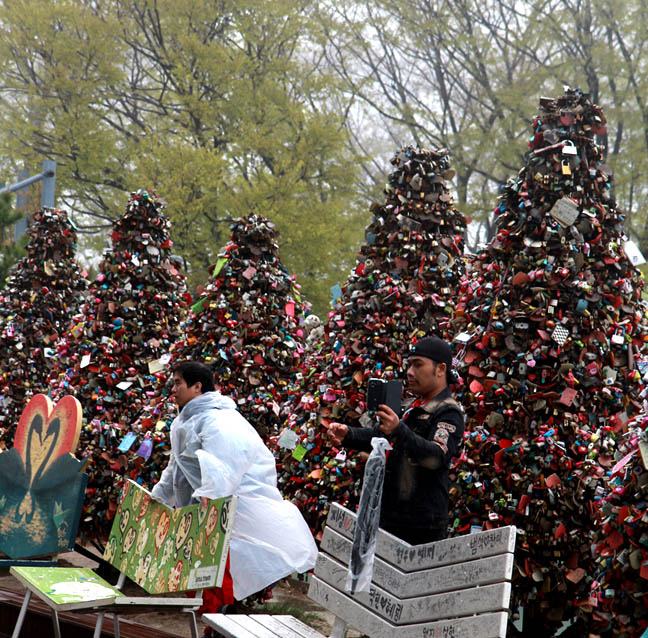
[410,336,454,385]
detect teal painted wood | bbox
[0,449,87,559]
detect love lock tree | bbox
[449,88,648,637]
[275,146,468,538]
[147,213,309,446]
[49,189,189,541]
[0,207,87,447]
[589,405,648,636]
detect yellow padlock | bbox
[561,160,571,176]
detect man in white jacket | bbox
[152,361,317,612]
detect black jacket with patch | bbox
[344,388,464,529]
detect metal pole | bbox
[0,170,48,195]
[0,161,56,202]
[41,159,56,208]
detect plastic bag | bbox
[345,436,391,594]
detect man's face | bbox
[171,372,202,409]
[406,356,445,397]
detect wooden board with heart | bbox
[0,394,87,559]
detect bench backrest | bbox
[0,394,86,559]
[308,503,516,638]
[103,479,236,594]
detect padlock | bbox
[561,160,572,176]
[562,140,578,155]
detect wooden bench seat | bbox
[203,613,326,638]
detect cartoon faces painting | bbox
[204,504,219,546]
[137,493,152,522]
[134,552,152,586]
[174,512,193,559]
[154,510,170,557]
[197,502,208,526]
[122,526,137,556]
[104,537,117,563]
[193,532,205,560]
[146,560,159,589]
[104,481,233,594]
[130,483,142,512]
[136,519,149,554]
[168,559,183,592]
[183,537,194,562]
[209,531,221,555]
[118,508,130,535]
[161,537,174,565]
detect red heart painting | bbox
[12,394,82,488]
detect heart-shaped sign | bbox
[13,394,82,488]
[0,394,85,559]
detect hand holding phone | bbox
[366,378,402,415]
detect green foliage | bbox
[0,0,366,314]
[0,193,25,286]
[318,0,648,251]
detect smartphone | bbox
[366,378,402,415]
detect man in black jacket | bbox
[328,336,464,545]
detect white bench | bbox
[203,613,327,638]
[308,503,516,637]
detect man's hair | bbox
[173,361,215,393]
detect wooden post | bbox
[330,616,347,638]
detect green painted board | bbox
[10,566,124,611]
[104,480,236,594]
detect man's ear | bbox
[437,362,447,379]
[193,381,203,393]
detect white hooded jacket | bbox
[151,391,317,599]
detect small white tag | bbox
[148,359,164,374]
[187,565,218,590]
[80,354,91,368]
[624,240,646,266]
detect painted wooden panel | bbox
[10,566,123,611]
[308,576,508,638]
[325,503,516,572]
[0,394,86,558]
[320,527,514,598]
[314,553,511,624]
[103,479,236,594]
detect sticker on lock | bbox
[550,197,579,226]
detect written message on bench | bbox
[308,503,516,638]
[105,480,236,593]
